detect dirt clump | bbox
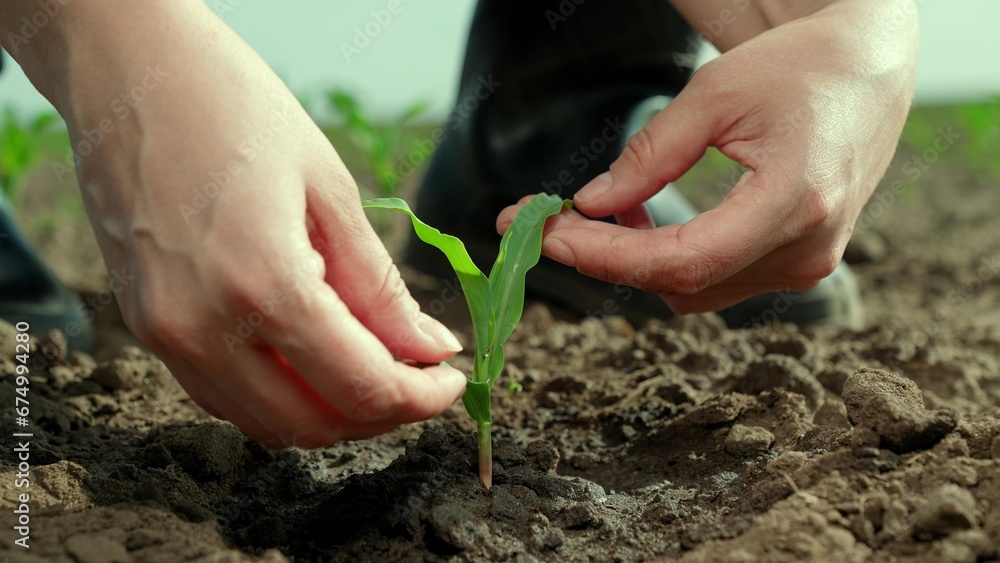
[842,366,925,425]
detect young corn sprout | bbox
[363,193,569,490]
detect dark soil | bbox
[2,134,1000,562]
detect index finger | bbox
[258,274,468,426]
[543,170,796,294]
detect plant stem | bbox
[477,421,492,491]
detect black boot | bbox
[407,0,863,329]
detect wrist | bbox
[0,0,213,116]
[669,0,915,52]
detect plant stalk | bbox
[477,421,492,491]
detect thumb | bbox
[307,186,463,364]
[573,90,717,218]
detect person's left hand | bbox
[498,0,918,314]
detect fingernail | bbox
[544,239,577,267]
[418,313,463,352]
[575,171,613,203]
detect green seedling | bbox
[507,380,523,397]
[363,193,569,490]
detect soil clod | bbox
[725,424,775,456]
[842,366,925,425]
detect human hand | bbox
[499,0,918,314]
[17,2,465,447]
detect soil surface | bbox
[2,127,1000,562]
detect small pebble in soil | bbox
[525,440,560,473]
[556,503,605,530]
[90,358,165,391]
[38,330,68,364]
[912,484,979,541]
[842,366,924,425]
[685,394,754,425]
[725,424,774,456]
[767,451,808,476]
[956,419,1000,458]
[796,425,852,452]
[858,394,958,454]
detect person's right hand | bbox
[8,1,466,447]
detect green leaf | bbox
[462,380,492,424]
[362,194,569,444]
[361,198,493,369]
[486,193,569,386]
[328,90,361,118]
[329,90,376,140]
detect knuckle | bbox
[620,128,659,178]
[796,187,836,234]
[363,265,414,321]
[687,61,739,111]
[401,390,442,421]
[803,251,841,281]
[219,267,271,313]
[281,267,327,314]
[342,367,400,423]
[347,391,393,423]
[668,258,713,295]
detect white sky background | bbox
[1,0,998,121]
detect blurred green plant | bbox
[0,107,70,206]
[506,379,523,397]
[901,100,1000,182]
[955,98,1000,178]
[326,89,428,201]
